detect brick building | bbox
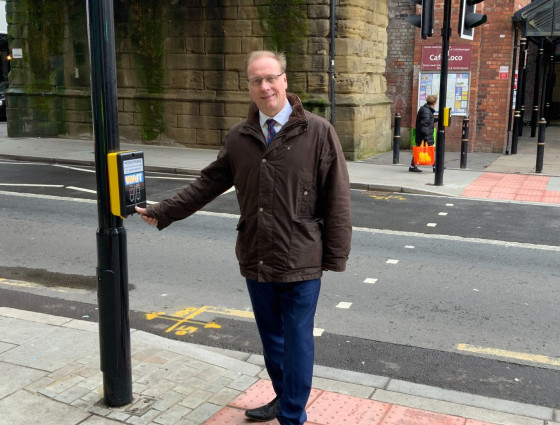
[386,0,560,155]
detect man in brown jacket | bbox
[136,51,352,425]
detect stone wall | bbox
[6,0,391,160]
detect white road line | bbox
[195,210,241,219]
[313,328,325,337]
[336,302,352,309]
[0,161,47,165]
[386,259,399,264]
[66,186,96,194]
[0,190,96,204]
[53,165,95,173]
[2,190,559,253]
[352,225,560,252]
[363,278,378,284]
[0,183,64,187]
[439,212,448,216]
[427,223,437,227]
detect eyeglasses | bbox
[247,73,284,87]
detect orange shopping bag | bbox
[413,141,435,166]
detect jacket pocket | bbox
[288,218,323,269]
[235,217,248,265]
[296,173,315,218]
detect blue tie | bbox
[266,119,277,145]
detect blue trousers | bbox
[246,278,321,425]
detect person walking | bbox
[409,94,438,172]
[135,50,352,425]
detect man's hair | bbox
[426,95,438,105]
[245,51,287,76]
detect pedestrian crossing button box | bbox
[108,151,147,218]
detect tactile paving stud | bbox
[306,391,391,425]
[229,379,277,410]
[229,379,322,410]
[381,405,465,425]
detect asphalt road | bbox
[1,160,560,408]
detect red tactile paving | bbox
[202,380,502,425]
[462,173,560,204]
[381,405,465,424]
[306,392,391,425]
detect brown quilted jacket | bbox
[147,93,352,282]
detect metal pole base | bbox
[103,371,133,407]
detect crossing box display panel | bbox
[108,151,147,218]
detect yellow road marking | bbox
[205,306,255,319]
[0,278,74,293]
[457,343,560,367]
[144,305,255,337]
[367,193,406,201]
[0,279,34,288]
[146,312,165,320]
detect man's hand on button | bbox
[135,206,158,227]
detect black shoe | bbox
[409,166,422,172]
[245,397,280,422]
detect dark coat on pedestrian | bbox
[146,93,352,283]
[415,103,438,146]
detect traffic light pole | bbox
[435,0,452,186]
[86,0,133,407]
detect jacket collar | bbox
[245,93,307,132]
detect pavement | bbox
[1,122,560,425]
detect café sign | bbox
[422,45,472,71]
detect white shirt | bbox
[259,101,293,142]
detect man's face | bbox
[247,56,288,117]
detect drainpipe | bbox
[329,0,335,125]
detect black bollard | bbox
[511,110,521,155]
[531,106,538,137]
[519,105,525,137]
[460,116,469,169]
[536,118,546,173]
[393,113,401,164]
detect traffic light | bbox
[406,0,434,40]
[459,0,487,40]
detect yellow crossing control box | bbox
[442,107,452,127]
[108,151,146,218]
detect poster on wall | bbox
[418,72,470,116]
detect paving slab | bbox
[0,390,90,425]
[0,341,15,354]
[0,325,99,372]
[0,361,47,399]
[372,389,544,425]
[0,315,58,345]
